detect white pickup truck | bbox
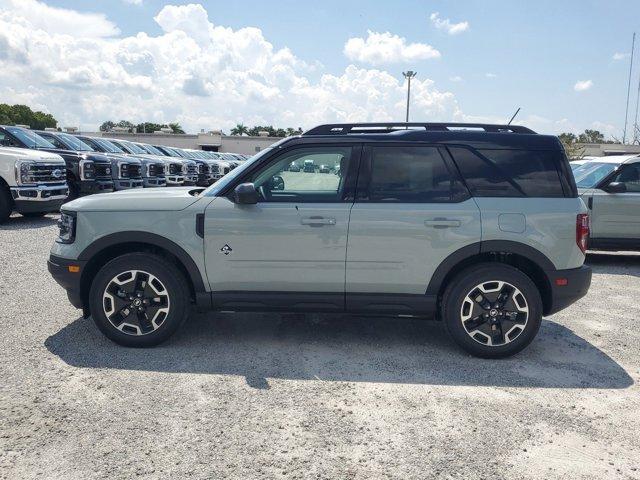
[0,146,69,223]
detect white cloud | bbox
[574,80,593,92]
[0,0,119,38]
[0,2,458,132]
[429,12,469,35]
[485,73,497,78]
[450,76,463,82]
[123,0,143,5]
[344,31,440,66]
[613,52,630,61]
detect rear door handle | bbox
[425,218,461,228]
[301,216,337,226]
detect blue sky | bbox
[2,0,640,137]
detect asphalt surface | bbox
[1,213,639,480]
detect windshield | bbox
[57,132,93,151]
[203,145,279,196]
[573,162,618,188]
[5,126,55,149]
[120,141,146,154]
[94,138,124,153]
[140,144,164,156]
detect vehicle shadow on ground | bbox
[0,214,59,230]
[45,313,633,390]
[587,252,640,277]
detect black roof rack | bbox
[303,122,536,136]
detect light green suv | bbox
[48,123,592,358]
[573,155,640,250]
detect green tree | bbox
[230,123,249,136]
[169,122,185,134]
[99,120,116,132]
[577,129,605,144]
[0,103,57,129]
[557,132,584,160]
[136,122,164,133]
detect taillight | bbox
[576,213,589,254]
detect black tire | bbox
[441,263,543,358]
[20,212,47,218]
[89,252,191,347]
[0,186,12,224]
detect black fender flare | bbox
[425,240,555,295]
[78,231,206,292]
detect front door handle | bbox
[301,216,337,227]
[425,218,461,229]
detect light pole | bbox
[402,71,417,122]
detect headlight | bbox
[118,162,130,178]
[14,160,36,186]
[79,159,95,180]
[56,211,76,244]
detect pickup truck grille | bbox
[28,164,67,184]
[148,163,165,176]
[168,163,182,175]
[198,163,208,174]
[94,162,112,179]
[128,164,142,178]
[187,164,198,175]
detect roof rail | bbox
[303,122,536,136]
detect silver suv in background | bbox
[574,154,640,250]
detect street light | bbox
[402,71,417,122]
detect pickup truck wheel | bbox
[441,263,542,359]
[0,186,12,224]
[89,253,191,347]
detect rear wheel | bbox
[89,253,191,347]
[0,186,12,224]
[441,263,542,358]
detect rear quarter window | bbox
[448,147,566,198]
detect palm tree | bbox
[230,123,249,136]
[169,122,185,134]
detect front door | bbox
[346,144,481,313]
[203,144,360,310]
[591,162,640,240]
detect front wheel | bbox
[89,253,191,347]
[441,263,542,358]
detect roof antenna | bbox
[507,107,521,125]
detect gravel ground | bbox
[1,213,639,480]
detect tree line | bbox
[0,104,57,130]
[230,124,303,137]
[99,120,185,134]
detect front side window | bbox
[364,146,466,203]
[5,127,55,149]
[247,146,353,203]
[610,163,640,192]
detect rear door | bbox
[345,144,481,312]
[591,162,640,240]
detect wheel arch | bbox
[427,241,554,315]
[78,231,207,316]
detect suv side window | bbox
[0,131,19,148]
[610,163,640,192]
[247,146,355,203]
[360,145,467,203]
[449,147,565,198]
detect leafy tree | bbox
[99,120,116,132]
[577,129,605,144]
[557,132,584,160]
[230,123,249,136]
[136,122,164,133]
[0,103,57,129]
[116,120,135,132]
[169,122,185,134]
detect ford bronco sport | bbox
[48,123,592,358]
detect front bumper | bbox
[79,179,114,195]
[48,254,86,310]
[166,176,185,185]
[545,265,592,315]
[11,184,69,214]
[182,175,199,186]
[197,174,210,187]
[113,178,143,190]
[143,177,166,188]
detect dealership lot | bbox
[1,214,639,479]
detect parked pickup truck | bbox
[0,125,113,199]
[0,146,68,222]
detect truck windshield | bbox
[141,144,165,156]
[57,133,93,151]
[94,138,125,153]
[120,141,146,154]
[5,127,55,149]
[573,162,618,188]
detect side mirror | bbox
[233,183,259,204]
[602,182,627,194]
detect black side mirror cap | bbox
[602,182,627,194]
[233,182,259,204]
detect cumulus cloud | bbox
[0,2,458,132]
[429,12,469,35]
[574,80,593,92]
[344,31,440,65]
[613,52,630,61]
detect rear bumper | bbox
[47,254,86,310]
[545,265,592,315]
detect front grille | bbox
[128,164,141,178]
[169,163,182,175]
[223,167,230,175]
[155,164,165,176]
[28,164,66,184]
[198,163,208,174]
[210,164,220,174]
[94,162,112,179]
[187,164,198,175]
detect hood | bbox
[102,152,142,165]
[63,187,205,212]
[0,147,64,163]
[38,148,109,163]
